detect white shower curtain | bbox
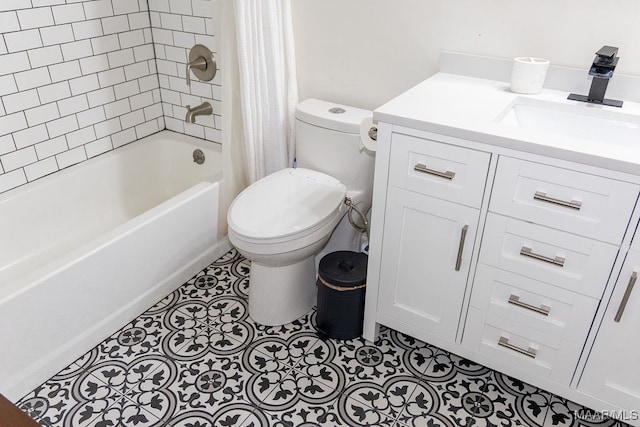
[233,0,299,184]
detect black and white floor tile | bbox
[16,249,630,427]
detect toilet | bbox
[227,99,375,326]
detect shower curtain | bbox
[233,0,299,184]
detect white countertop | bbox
[373,73,640,176]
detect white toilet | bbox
[227,98,375,326]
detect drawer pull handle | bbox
[508,295,551,316]
[533,191,582,210]
[614,271,637,323]
[520,246,565,267]
[455,224,469,271]
[414,163,455,180]
[498,336,537,358]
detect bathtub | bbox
[0,130,231,400]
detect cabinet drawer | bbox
[464,307,582,386]
[490,157,639,244]
[389,133,490,208]
[479,213,618,298]
[471,264,598,345]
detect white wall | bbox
[292,0,640,111]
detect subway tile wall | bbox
[0,0,220,195]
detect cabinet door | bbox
[377,186,479,341]
[579,250,640,411]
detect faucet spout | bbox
[185,102,213,123]
[568,45,623,108]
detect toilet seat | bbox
[228,168,347,246]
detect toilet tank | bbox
[295,99,375,208]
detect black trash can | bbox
[316,251,368,340]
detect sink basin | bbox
[497,97,640,145]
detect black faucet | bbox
[568,45,623,107]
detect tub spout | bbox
[185,102,213,123]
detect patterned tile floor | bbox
[16,249,629,427]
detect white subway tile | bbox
[190,81,212,99]
[151,27,174,46]
[80,54,109,75]
[87,87,116,108]
[0,112,28,136]
[13,124,49,149]
[39,81,72,104]
[149,11,161,28]
[0,75,17,97]
[102,15,130,35]
[120,109,145,129]
[133,44,154,62]
[119,30,146,49]
[83,0,114,20]
[91,34,121,55]
[104,98,131,118]
[0,12,20,33]
[66,126,96,148]
[2,89,41,114]
[164,116,184,133]
[192,0,212,18]
[124,62,149,81]
[61,40,94,61]
[69,74,100,95]
[24,157,59,181]
[5,29,43,52]
[211,84,221,101]
[160,13,182,31]
[204,19,214,36]
[195,35,215,51]
[1,146,37,171]
[168,75,187,93]
[136,120,160,139]
[28,45,64,68]
[0,134,16,155]
[14,67,51,91]
[148,0,170,13]
[17,7,54,29]
[85,136,113,158]
[72,19,103,40]
[0,37,6,55]
[0,169,27,193]
[0,1,32,12]
[25,103,60,126]
[114,80,140,100]
[97,67,125,87]
[138,0,149,12]
[128,12,150,30]
[144,103,163,120]
[94,117,121,138]
[183,121,204,139]
[165,45,187,64]
[51,3,86,24]
[32,0,66,6]
[0,52,31,77]
[205,126,221,142]
[169,0,192,15]
[181,16,205,35]
[77,106,106,128]
[112,0,139,16]
[56,146,86,169]
[160,88,181,105]
[111,127,136,148]
[172,31,195,49]
[57,94,88,116]
[35,134,69,158]
[107,48,135,68]
[155,44,166,60]
[49,60,82,83]
[40,24,75,46]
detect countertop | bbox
[373,73,640,176]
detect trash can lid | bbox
[318,251,368,288]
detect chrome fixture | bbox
[185,102,213,123]
[568,45,623,107]
[186,44,216,86]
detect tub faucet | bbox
[185,102,213,123]
[568,45,623,107]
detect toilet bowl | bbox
[228,168,347,325]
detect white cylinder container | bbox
[510,57,550,95]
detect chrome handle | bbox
[533,191,582,210]
[414,163,455,180]
[614,271,637,323]
[186,56,208,87]
[498,336,537,358]
[455,224,469,271]
[508,295,551,316]
[520,246,565,267]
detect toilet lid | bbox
[228,168,347,241]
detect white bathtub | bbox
[0,130,231,400]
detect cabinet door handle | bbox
[520,246,565,267]
[498,336,537,358]
[414,163,455,180]
[614,271,637,323]
[533,191,582,210]
[455,224,469,271]
[508,295,551,316]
